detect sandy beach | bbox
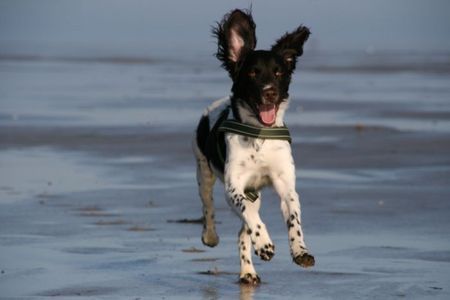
[1,1,450,298]
[0,49,449,299]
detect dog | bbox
[193,9,314,284]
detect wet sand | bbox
[1,52,450,299]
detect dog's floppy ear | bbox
[271,26,310,72]
[212,9,257,77]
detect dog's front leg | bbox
[237,223,260,284]
[272,166,315,268]
[225,174,275,263]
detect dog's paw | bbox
[293,253,315,268]
[201,230,219,247]
[254,243,275,261]
[239,273,261,285]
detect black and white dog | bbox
[193,9,314,284]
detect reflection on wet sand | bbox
[239,284,256,300]
[1,51,449,298]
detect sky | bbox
[0,0,449,57]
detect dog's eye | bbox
[275,71,283,77]
[248,71,257,78]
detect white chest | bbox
[224,134,293,190]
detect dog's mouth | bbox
[258,103,278,126]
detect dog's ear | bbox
[271,26,310,72]
[212,9,257,77]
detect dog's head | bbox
[213,9,310,127]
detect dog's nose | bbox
[263,88,278,103]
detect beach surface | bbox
[1,50,450,299]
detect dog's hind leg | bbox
[194,147,219,247]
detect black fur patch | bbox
[212,9,257,79]
[196,115,210,157]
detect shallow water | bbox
[1,45,450,299]
[1,52,450,131]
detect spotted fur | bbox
[193,9,314,284]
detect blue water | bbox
[1,4,450,298]
[1,0,450,132]
[1,51,449,133]
[1,0,450,55]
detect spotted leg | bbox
[225,180,275,263]
[238,223,260,284]
[272,169,315,268]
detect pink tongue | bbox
[259,104,277,125]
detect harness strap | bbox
[218,120,292,143]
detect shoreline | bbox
[1,51,449,298]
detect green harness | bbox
[214,115,292,202]
[219,120,292,143]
